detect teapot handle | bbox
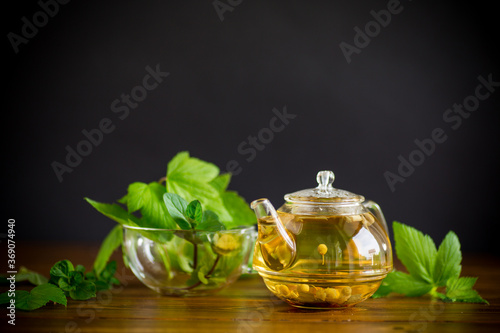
[362,200,389,236]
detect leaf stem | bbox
[192,230,198,270]
[180,254,222,290]
[205,255,221,277]
[181,279,202,290]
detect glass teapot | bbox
[251,170,393,309]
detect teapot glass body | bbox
[251,171,393,309]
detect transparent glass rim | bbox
[121,224,255,233]
[283,198,365,206]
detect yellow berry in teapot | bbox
[315,287,327,301]
[325,288,340,303]
[338,286,352,304]
[298,284,310,294]
[276,284,290,297]
[317,244,328,265]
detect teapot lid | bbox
[284,170,364,204]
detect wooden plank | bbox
[6,319,500,333]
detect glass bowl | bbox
[122,225,255,296]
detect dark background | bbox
[5,0,499,253]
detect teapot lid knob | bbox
[317,170,335,192]
[284,170,364,204]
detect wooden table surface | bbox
[1,242,499,333]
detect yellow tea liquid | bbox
[253,211,392,308]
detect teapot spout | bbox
[251,198,296,270]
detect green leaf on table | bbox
[393,221,437,284]
[372,270,433,298]
[0,292,10,304]
[50,260,74,280]
[99,261,119,283]
[98,261,120,290]
[49,260,97,301]
[58,271,85,292]
[445,277,488,304]
[166,151,231,222]
[57,269,96,301]
[15,291,38,310]
[86,261,120,291]
[197,210,225,232]
[185,200,203,226]
[163,193,191,230]
[373,221,488,304]
[69,271,84,285]
[126,182,177,229]
[15,267,48,286]
[31,284,67,306]
[69,280,96,301]
[58,278,76,291]
[93,225,123,275]
[2,284,68,311]
[84,198,141,226]
[371,281,392,298]
[433,231,462,286]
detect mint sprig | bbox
[373,221,488,304]
[0,284,67,311]
[444,277,486,303]
[163,193,225,232]
[0,260,120,311]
